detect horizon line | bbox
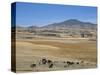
[16,19,97,27]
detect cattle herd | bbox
[30,58,83,69]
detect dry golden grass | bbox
[23,38,96,62]
[15,36,97,72]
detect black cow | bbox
[30,64,36,68]
[42,58,47,64]
[49,63,53,68]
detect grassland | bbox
[15,32,97,72]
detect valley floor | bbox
[15,33,97,72]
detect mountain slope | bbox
[42,19,96,29]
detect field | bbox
[16,32,97,72]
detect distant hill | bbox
[27,26,39,30]
[41,19,96,29]
[16,19,97,30]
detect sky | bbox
[15,2,97,27]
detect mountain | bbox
[42,19,96,29]
[16,19,97,31]
[27,26,39,30]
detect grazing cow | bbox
[47,60,52,64]
[30,64,36,68]
[49,63,53,68]
[67,61,71,65]
[42,58,47,64]
[47,59,54,68]
[76,62,79,64]
[67,61,74,66]
[71,62,74,65]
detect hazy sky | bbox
[15,2,97,27]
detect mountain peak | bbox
[61,19,83,25]
[42,19,96,29]
[65,19,81,22]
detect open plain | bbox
[16,32,97,72]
